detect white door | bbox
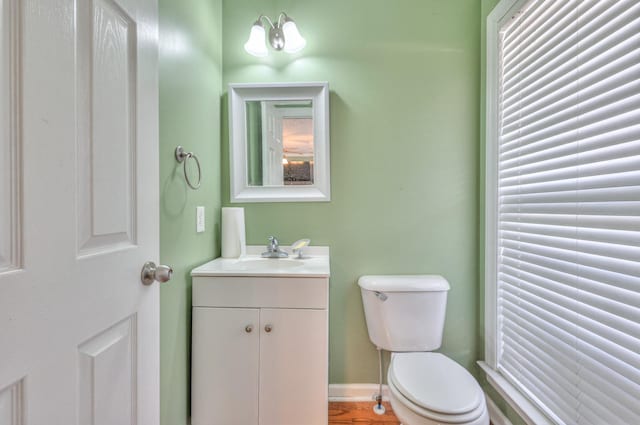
[261,102,284,186]
[0,0,160,423]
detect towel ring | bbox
[175,146,201,190]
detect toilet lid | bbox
[389,352,483,415]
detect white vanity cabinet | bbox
[191,251,330,425]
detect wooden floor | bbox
[328,402,401,424]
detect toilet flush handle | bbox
[374,291,388,301]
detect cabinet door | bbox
[259,309,328,425]
[192,307,260,425]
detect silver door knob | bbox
[264,324,273,333]
[141,261,173,285]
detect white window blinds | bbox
[495,1,640,424]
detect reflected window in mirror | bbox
[245,100,315,187]
[282,114,314,186]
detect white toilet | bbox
[358,275,489,425]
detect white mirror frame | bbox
[228,82,330,203]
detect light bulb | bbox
[244,22,268,57]
[282,18,306,53]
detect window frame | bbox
[483,1,563,423]
[484,0,528,370]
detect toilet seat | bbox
[388,378,488,424]
[388,353,486,424]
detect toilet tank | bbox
[358,275,450,351]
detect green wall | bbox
[157,1,529,424]
[158,1,223,424]
[222,0,481,384]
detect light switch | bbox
[196,206,205,233]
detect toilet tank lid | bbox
[358,275,450,292]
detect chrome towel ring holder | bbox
[175,146,201,190]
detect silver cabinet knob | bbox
[264,324,273,333]
[141,261,173,285]
[245,325,253,333]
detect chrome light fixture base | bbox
[268,25,285,51]
[244,12,305,57]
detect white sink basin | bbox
[224,258,304,271]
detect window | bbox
[484,1,640,424]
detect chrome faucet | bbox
[262,236,289,258]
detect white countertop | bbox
[191,246,330,278]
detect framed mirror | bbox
[228,82,330,202]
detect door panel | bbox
[0,0,159,423]
[0,379,23,425]
[0,0,20,273]
[78,316,136,425]
[77,0,138,255]
[191,308,260,425]
[259,309,328,425]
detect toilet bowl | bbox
[358,275,489,425]
[387,353,489,425]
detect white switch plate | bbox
[196,206,205,233]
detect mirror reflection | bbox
[245,100,314,187]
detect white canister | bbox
[221,207,246,258]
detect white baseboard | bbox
[328,384,390,402]
[486,395,513,425]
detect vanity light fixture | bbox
[244,13,306,57]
